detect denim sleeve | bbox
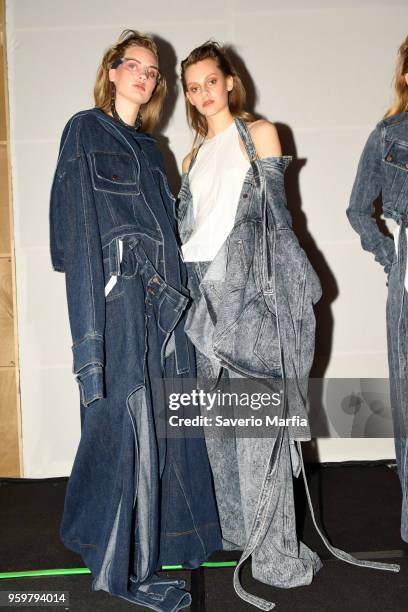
[346,127,395,273]
[50,132,106,407]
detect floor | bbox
[0,461,407,611]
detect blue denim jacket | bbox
[50,108,189,406]
[178,117,322,441]
[347,111,408,270]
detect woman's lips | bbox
[203,100,214,107]
[133,84,146,92]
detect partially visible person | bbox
[347,35,408,543]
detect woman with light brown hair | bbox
[347,35,408,542]
[177,40,400,610]
[94,29,167,130]
[385,36,408,117]
[50,29,221,611]
[176,40,322,611]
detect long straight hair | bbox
[180,41,255,148]
[94,29,167,133]
[384,35,408,118]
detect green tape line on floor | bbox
[0,561,238,579]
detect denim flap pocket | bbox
[89,151,140,194]
[384,141,408,171]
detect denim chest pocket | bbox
[384,141,408,171]
[384,141,408,208]
[89,152,140,195]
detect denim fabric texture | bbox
[50,108,221,610]
[186,261,322,611]
[347,111,408,542]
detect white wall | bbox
[5,0,407,477]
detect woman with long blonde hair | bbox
[347,35,408,542]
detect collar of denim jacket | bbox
[378,110,408,129]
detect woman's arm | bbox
[50,116,106,407]
[346,126,395,273]
[248,119,282,158]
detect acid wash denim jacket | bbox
[50,107,189,406]
[347,111,408,272]
[178,117,322,442]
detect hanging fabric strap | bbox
[296,439,400,572]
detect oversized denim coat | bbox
[49,108,221,605]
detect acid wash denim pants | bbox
[186,257,322,563]
[186,259,400,610]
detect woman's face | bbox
[109,45,159,106]
[185,58,233,118]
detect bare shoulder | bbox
[248,119,282,157]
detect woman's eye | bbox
[127,62,138,71]
[190,87,198,94]
[208,79,217,86]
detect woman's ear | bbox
[405,73,408,86]
[108,68,116,83]
[227,75,234,92]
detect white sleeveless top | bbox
[181,121,250,262]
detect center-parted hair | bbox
[94,29,167,132]
[180,41,254,145]
[385,35,408,118]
